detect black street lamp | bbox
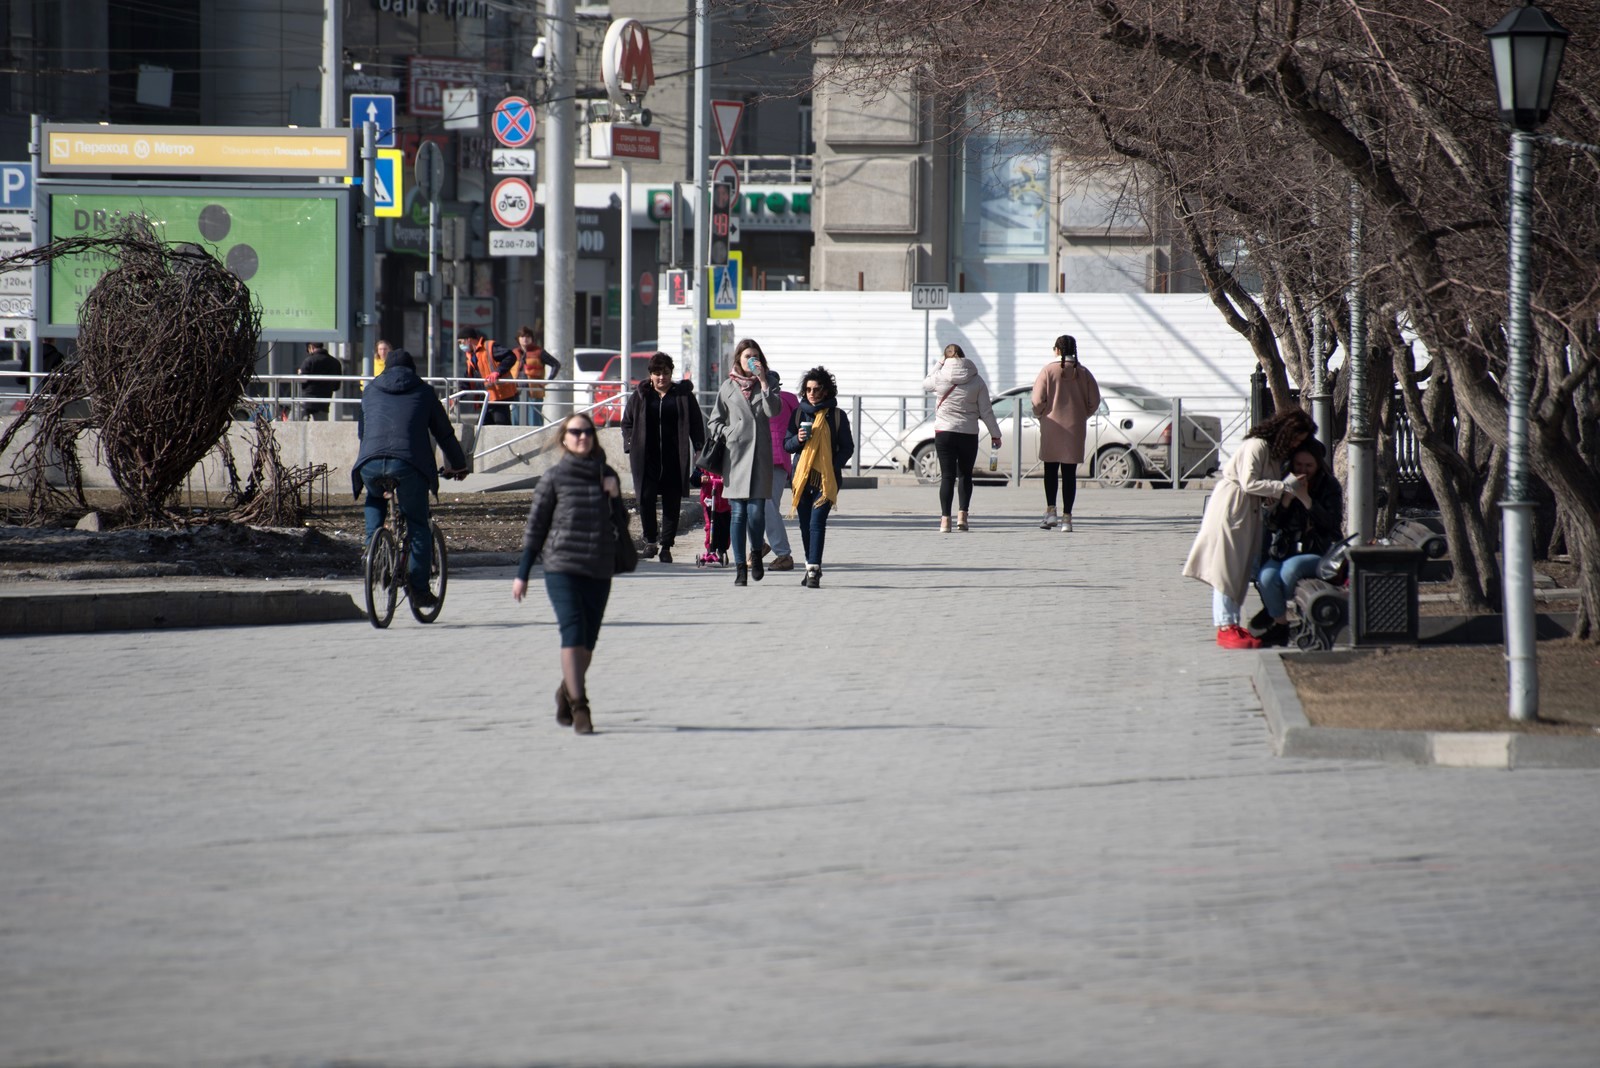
[1484,4,1568,721]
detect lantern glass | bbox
[1485,5,1570,129]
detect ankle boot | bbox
[938,516,951,533]
[571,695,594,734]
[804,565,821,589]
[956,510,969,531]
[734,564,748,586]
[555,683,574,727]
[751,554,764,581]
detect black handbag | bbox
[695,433,729,477]
[610,498,638,574]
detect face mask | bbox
[458,342,469,352]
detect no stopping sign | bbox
[491,177,535,229]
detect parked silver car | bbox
[890,382,1222,487]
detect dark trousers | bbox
[934,430,979,516]
[481,402,512,426]
[1043,462,1079,512]
[796,482,833,567]
[360,457,432,593]
[640,489,682,546]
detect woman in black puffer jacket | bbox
[512,413,627,734]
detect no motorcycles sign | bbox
[490,177,534,229]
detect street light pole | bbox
[1486,3,1569,722]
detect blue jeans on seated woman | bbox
[1257,554,1323,619]
[728,497,766,566]
[361,457,432,593]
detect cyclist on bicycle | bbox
[352,349,469,608]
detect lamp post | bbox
[1485,4,1568,722]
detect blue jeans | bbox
[1212,588,1244,628]
[796,482,832,567]
[361,457,432,593]
[764,467,792,556]
[1257,554,1322,619]
[728,498,766,566]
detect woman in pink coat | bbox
[1030,335,1101,531]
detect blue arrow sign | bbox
[349,93,396,148]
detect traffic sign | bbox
[639,271,655,307]
[415,141,445,200]
[711,99,744,155]
[0,163,32,211]
[911,283,949,311]
[372,148,403,217]
[490,177,535,229]
[493,95,536,148]
[711,157,740,202]
[709,250,742,320]
[349,94,396,147]
[491,147,536,174]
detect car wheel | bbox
[912,442,941,485]
[1096,446,1142,489]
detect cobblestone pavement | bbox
[3,485,1596,1067]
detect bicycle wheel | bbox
[409,520,448,623]
[364,527,400,629]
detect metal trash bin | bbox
[1348,544,1423,646]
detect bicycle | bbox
[362,473,460,628]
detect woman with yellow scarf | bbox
[782,366,855,588]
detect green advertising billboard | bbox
[43,183,350,341]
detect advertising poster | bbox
[965,135,1050,257]
[47,188,346,339]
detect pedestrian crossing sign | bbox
[709,250,741,320]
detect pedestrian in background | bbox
[783,365,854,588]
[761,366,800,572]
[708,338,781,586]
[1183,407,1316,649]
[921,343,1001,532]
[512,325,546,427]
[621,351,705,565]
[512,413,625,735]
[1030,333,1101,531]
[298,340,343,420]
[458,327,517,426]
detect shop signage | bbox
[409,56,478,117]
[42,125,354,178]
[646,185,811,231]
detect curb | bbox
[1,586,365,636]
[1253,652,1600,769]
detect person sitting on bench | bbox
[1254,440,1344,645]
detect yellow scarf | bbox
[789,408,839,513]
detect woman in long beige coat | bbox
[1182,407,1316,649]
[1030,334,1101,531]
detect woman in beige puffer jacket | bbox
[921,343,1002,532]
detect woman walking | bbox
[708,338,781,585]
[621,351,705,565]
[783,366,854,589]
[512,413,626,734]
[1030,334,1101,531]
[922,343,1002,532]
[1182,407,1316,649]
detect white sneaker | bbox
[1039,510,1058,530]
[1060,515,1074,532]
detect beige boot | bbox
[956,510,969,531]
[938,516,951,533]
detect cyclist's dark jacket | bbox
[518,449,623,581]
[351,365,468,498]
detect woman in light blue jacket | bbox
[708,338,782,586]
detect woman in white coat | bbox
[921,343,1002,532]
[708,338,782,586]
[1030,334,1101,531]
[1182,407,1316,649]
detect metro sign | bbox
[603,19,655,108]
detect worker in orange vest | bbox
[457,327,517,426]
[513,325,546,427]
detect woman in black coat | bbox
[1254,441,1344,645]
[620,352,705,565]
[512,413,626,735]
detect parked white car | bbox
[889,382,1222,487]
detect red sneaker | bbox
[1216,624,1262,650]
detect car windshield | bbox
[1109,385,1174,413]
[575,352,614,373]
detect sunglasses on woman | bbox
[565,426,596,438]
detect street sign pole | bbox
[428,198,438,380]
[361,122,377,384]
[620,158,632,365]
[692,0,710,394]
